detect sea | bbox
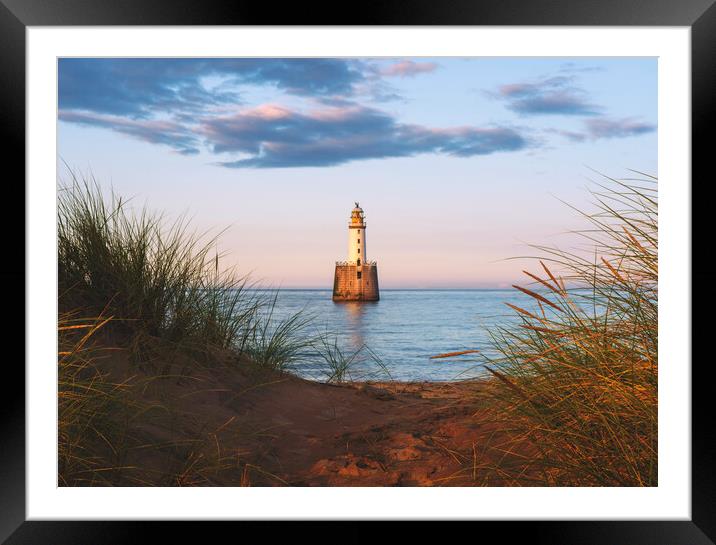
[260,289,536,382]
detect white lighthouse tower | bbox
[348,202,366,265]
[332,202,380,301]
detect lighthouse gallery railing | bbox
[335,260,377,266]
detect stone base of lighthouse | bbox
[332,263,380,301]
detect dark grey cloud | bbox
[200,104,528,168]
[59,110,201,155]
[491,76,602,116]
[58,58,367,118]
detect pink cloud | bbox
[248,104,293,120]
[380,60,438,78]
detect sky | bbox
[57,57,657,288]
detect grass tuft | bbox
[313,334,392,383]
[58,171,267,362]
[477,172,658,486]
[58,312,136,485]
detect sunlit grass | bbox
[477,172,657,486]
[58,312,137,486]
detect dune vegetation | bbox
[473,173,658,486]
[57,173,315,485]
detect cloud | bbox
[58,110,201,155]
[558,62,605,74]
[584,117,656,139]
[200,104,528,168]
[58,58,367,118]
[58,58,534,167]
[233,59,366,96]
[548,116,656,143]
[545,128,588,143]
[379,60,439,78]
[491,76,602,116]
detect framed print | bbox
[4,0,714,542]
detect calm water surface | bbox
[264,289,532,382]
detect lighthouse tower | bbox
[332,203,380,301]
[348,202,367,265]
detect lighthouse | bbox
[332,203,380,301]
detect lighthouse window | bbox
[358,239,360,243]
[357,271,362,279]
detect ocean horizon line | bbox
[244,287,518,291]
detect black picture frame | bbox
[3,0,713,542]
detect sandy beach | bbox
[93,346,531,487]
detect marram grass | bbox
[478,173,657,486]
[58,313,138,486]
[57,172,317,486]
[58,172,312,371]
